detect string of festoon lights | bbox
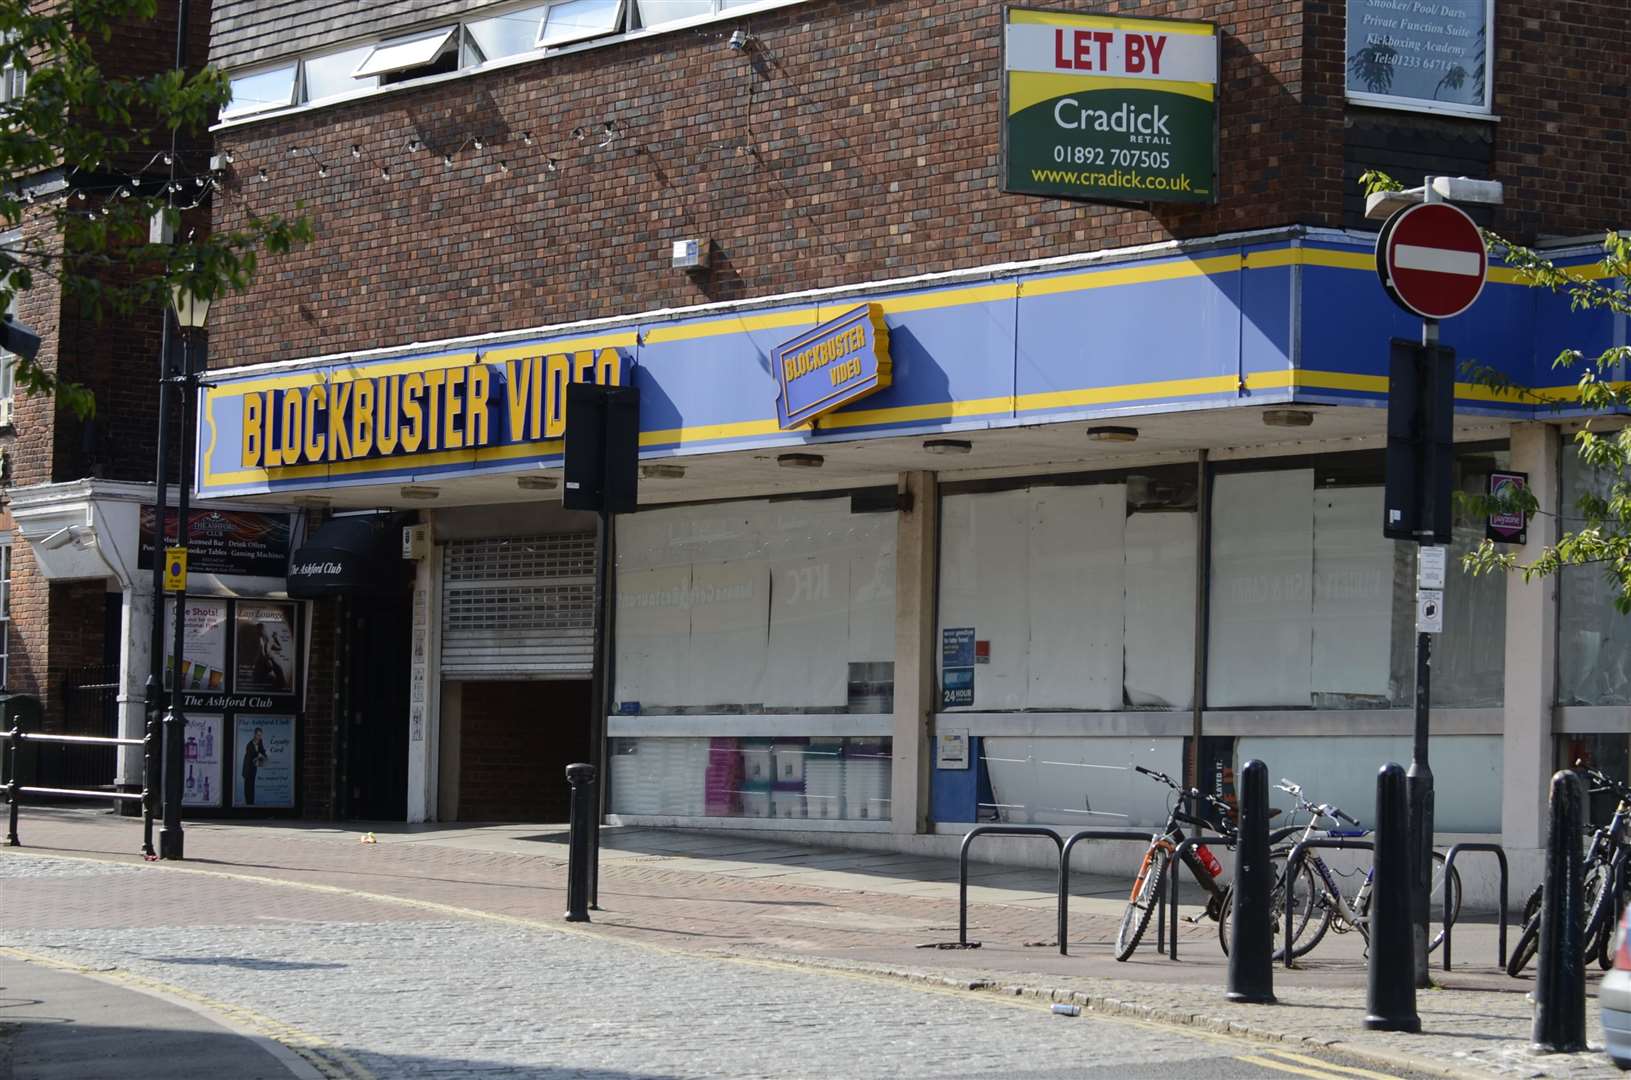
[225,119,625,192]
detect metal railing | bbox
[1283,836,1373,968]
[1440,842,1508,971]
[1165,825,1301,961]
[3,726,146,846]
[956,825,1063,947]
[1057,828,1158,956]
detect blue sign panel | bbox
[773,303,892,429]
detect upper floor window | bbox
[1,33,26,105]
[355,27,460,83]
[1345,0,1492,116]
[0,289,17,428]
[218,0,798,120]
[222,63,297,119]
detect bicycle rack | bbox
[956,825,1063,947]
[1165,826,1301,961]
[1283,836,1373,969]
[1441,842,1508,972]
[1056,828,1157,957]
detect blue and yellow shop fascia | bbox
[196,227,1618,499]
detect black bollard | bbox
[1532,770,1587,1053]
[564,762,596,923]
[1365,762,1420,1032]
[1226,759,1275,1004]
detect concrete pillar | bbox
[892,471,937,835]
[115,586,152,787]
[1502,422,1560,851]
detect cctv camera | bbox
[40,526,74,550]
[729,29,751,51]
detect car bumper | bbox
[1604,1005,1631,1065]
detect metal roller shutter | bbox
[441,533,597,679]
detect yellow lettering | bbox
[304,384,327,462]
[573,350,595,389]
[544,354,569,438]
[443,366,466,450]
[596,348,620,386]
[375,376,400,455]
[401,373,424,453]
[242,392,263,467]
[262,391,283,467]
[505,359,532,441]
[526,355,543,439]
[423,369,445,451]
[329,382,352,461]
[467,364,490,447]
[351,378,374,458]
[280,388,304,465]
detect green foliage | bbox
[0,0,310,418]
[1358,169,1405,197]
[1454,226,1631,611]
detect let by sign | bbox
[1003,8,1218,204]
[774,304,892,429]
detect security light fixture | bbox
[640,463,686,480]
[672,239,710,272]
[777,453,824,469]
[399,485,439,500]
[1086,426,1138,443]
[1262,409,1315,428]
[516,475,558,491]
[923,438,971,455]
[1364,175,1505,221]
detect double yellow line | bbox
[1238,1048,1404,1079]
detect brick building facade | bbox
[142,0,1631,891]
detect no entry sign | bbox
[1375,202,1488,320]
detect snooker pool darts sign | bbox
[1003,8,1218,204]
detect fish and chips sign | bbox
[1003,8,1219,204]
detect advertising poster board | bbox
[140,507,291,578]
[1345,0,1491,113]
[233,714,295,808]
[235,602,297,694]
[163,598,229,691]
[182,713,224,808]
[1003,8,1218,204]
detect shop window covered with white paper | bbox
[937,469,1197,712]
[1208,447,1507,709]
[1560,445,1631,706]
[614,496,896,713]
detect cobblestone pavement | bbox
[0,809,1617,1078]
[0,851,1435,1080]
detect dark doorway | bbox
[339,589,412,821]
[457,680,591,822]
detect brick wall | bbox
[207,0,1631,372]
[207,0,1330,368]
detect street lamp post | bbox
[157,282,210,861]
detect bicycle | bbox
[1115,765,1239,962]
[1506,762,1630,978]
[1219,778,1460,961]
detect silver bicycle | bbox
[1221,778,1461,960]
